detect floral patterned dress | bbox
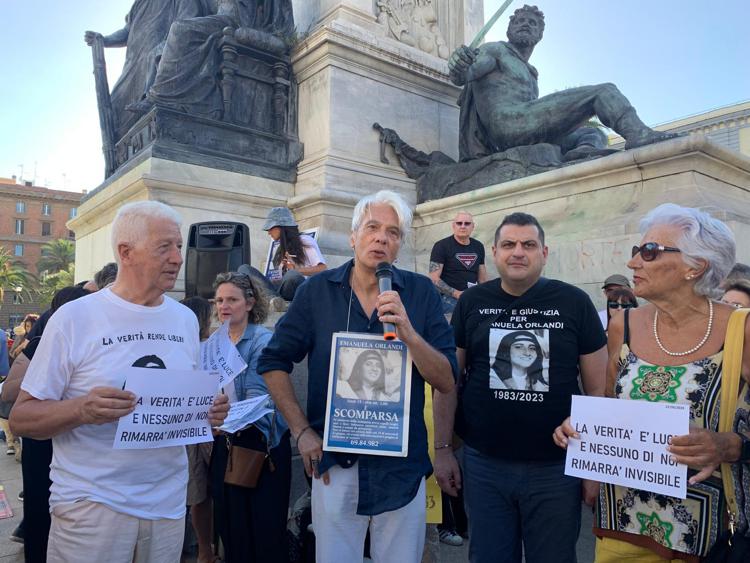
[595,330,750,559]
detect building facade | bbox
[0,177,83,330]
[609,100,750,156]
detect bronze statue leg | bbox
[487,84,674,150]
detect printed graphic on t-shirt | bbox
[132,355,167,369]
[488,328,550,393]
[455,253,478,269]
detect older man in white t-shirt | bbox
[10,201,229,563]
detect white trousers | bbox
[47,500,184,563]
[312,462,426,563]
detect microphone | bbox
[375,262,397,341]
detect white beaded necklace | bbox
[653,298,713,357]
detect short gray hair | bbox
[111,201,182,262]
[639,203,735,298]
[351,190,412,240]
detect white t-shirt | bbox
[598,309,608,330]
[299,234,325,272]
[21,289,200,520]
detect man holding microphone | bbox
[259,190,456,563]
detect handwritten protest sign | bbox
[218,394,274,434]
[114,367,220,449]
[200,321,247,389]
[564,396,689,498]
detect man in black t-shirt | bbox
[429,211,488,313]
[433,212,606,563]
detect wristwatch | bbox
[736,432,750,462]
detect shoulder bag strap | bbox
[719,307,750,524]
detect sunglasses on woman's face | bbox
[607,301,635,309]
[631,242,681,262]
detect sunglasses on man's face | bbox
[454,221,473,227]
[607,301,635,309]
[631,242,681,262]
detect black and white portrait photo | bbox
[335,348,401,402]
[488,329,550,392]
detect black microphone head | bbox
[375,262,392,278]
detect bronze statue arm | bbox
[449,45,496,86]
[84,26,128,48]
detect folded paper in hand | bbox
[219,394,274,434]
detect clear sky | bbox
[0,0,747,193]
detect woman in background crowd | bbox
[604,286,638,330]
[180,295,216,563]
[262,207,326,301]
[8,314,39,362]
[210,272,291,563]
[722,278,750,308]
[554,203,750,561]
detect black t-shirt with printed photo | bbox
[452,277,606,461]
[429,236,485,291]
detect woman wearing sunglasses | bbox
[604,286,638,331]
[554,203,750,561]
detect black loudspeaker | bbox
[185,222,251,298]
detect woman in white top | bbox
[263,207,326,301]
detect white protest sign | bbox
[200,321,247,389]
[218,394,274,434]
[564,396,690,499]
[114,367,220,449]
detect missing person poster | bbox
[323,332,412,457]
[114,367,220,449]
[564,396,689,498]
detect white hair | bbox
[351,190,413,239]
[640,203,735,298]
[111,201,182,262]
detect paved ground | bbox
[0,439,594,562]
[0,443,22,563]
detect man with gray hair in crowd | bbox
[259,190,457,562]
[10,200,229,562]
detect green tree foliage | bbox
[37,264,76,307]
[0,247,35,302]
[37,238,75,275]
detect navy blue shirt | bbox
[258,259,457,515]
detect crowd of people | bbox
[1,192,749,563]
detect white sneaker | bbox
[439,529,464,547]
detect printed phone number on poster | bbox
[349,439,380,447]
[493,390,544,402]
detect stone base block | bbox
[69,156,298,294]
[414,135,750,309]
[114,107,303,184]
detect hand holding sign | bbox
[114,367,220,449]
[562,396,689,499]
[669,427,743,485]
[208,393,230,428]
[79,386,137,425]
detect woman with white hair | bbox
[554,203,750,561]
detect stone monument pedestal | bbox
[414,135,750,308]
[69,155,296,292]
